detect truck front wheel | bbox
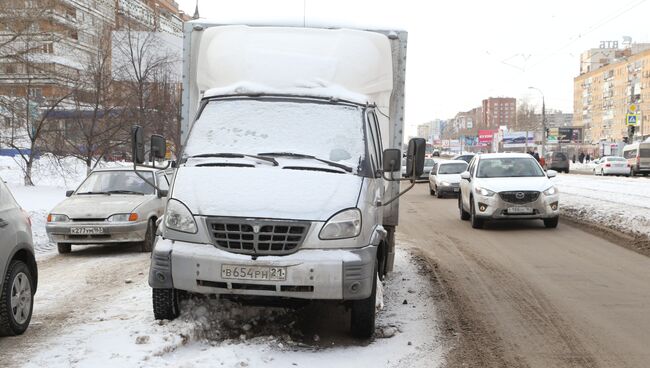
[350,261,377,338]
[152,288,181,320]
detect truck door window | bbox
[365,111,381,177]
[369,111,383,168]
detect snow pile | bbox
[569,160,597,173]
[555,175,650,240]
[22,249,444,368]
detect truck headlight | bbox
[107,213,138,222]
[474,186,495,197]
[47,214,70,222]
[543,186,558,196]
[164,199,197,233]
[319,208,362,240]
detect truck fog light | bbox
[478,203,488,212]
[349,281,360,293]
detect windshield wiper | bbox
[77,191,110,195]
[257,152,353,173]
[190,153,278,166]
[106,190,145,195]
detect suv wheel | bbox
[459,194,470,220]
[350,260,377,338]
[470,198,484,229]
[429,184,435,196]
[544,217,559,228]
[0,260,34,336]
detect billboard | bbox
[478,130,497,145]
[463,135,478,146]
[548,128,582,143]
[502,131,534,147]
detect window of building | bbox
[70,31,78,40]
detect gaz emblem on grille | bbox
[253,225,260,233]
[515,192,525,199]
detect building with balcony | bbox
[574,46,650,143]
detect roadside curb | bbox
[560,212,650,258]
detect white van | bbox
[622,142,650,176]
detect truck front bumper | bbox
[149,238,377,300]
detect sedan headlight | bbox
[107,213,138,222]
[319,208,362,240]
[440,181,451,186]
[47,214,70,222]
[164,199,197,233]
[474,186,496,197]
[543,186,558,196]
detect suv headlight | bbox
[164,199,197,233]
[474,186,495,197]
[47,214,70,222]
[319,208,362,240]
[107,213,138,222]
[543,186,558,195]
[440,181,451,186]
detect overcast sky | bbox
[176,0,650,136]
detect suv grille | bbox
[499,191,540,204]
[206,218,310,256]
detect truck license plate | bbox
[70,227,104,234]
[221,265,287,281]
[508,207,533,214]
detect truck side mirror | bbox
[150,134,166,160]
[406,138,426,178]
[157,189,168,198]
[382,148,401,173]
[131,125,145,164]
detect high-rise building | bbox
[482,97,516,129]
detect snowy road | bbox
[400,183,650,368]
[0,244,444,368]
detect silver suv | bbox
[0,179,37,336]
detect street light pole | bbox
[529,87,546,156]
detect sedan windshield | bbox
[76,171,155,195]
[185,100,365,171]
[477,158,545,178]
[438,163,467,174]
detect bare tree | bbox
[45,28,130,175]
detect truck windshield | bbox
[185,99,366,172]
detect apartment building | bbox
[574,46,650,143]
[482,97,516,129]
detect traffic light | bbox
[623,136,629,144]
[627,125,636,140]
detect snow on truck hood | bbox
[51,195,150,219]
[172,166,362,221]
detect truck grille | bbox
[499,191,540,204]
[205,218,310,256]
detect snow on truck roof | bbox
[203,81,371,105]
[194,25,393,107]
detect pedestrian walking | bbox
[586,153,591,162]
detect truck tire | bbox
[57,243,71,254]
[152,288,180,320]
[350,261,377,339]
[0,260,34,336]
[141,219,155,252]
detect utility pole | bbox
[529,87,546,155]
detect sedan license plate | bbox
[70,227,104,235]
[453,187,459,192]
[508,207,533,214]
[221,265,287,281]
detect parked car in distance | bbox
[46,167,170,254]
[543,151,570,173]
[622,141,650,176]
[0,179,37,336]
[452,154,475,164]
[432,149,440,157]
[429,160,468,198]
[458,153,560,229]
[419,158,436,181]
[593,156,630,176]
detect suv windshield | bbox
[76,171,155,195]
[477,158,545,178]
[185,100,365,171]
[438,163,467,174]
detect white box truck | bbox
[139,22,424,338]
